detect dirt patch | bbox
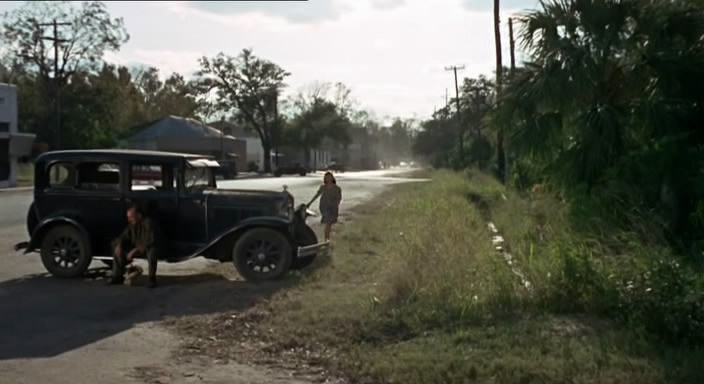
[162,185,399,383]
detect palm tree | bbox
[496,0,704,234]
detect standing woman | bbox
[308,172,342,241]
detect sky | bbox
[0,0,542,121]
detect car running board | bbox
[15,242,331,259]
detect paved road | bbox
[0,169,413,229]
[0,169,422,384]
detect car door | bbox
[174,160,209,256]
[124,160,179,259]
[73,159,128,256]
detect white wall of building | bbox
[0,84,19,188]
[243,137,264,169]
[0,83,36,188]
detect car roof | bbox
[36,149,213,163]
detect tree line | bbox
[0,1,415,172]
[413,0,704,254]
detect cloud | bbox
[182,0,352,24]
[462,0,541,12]
[105,50,204,79]
[370,0,407,10]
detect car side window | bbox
[130,164,176,192]
[47,162,75,189]
[76,162,121,192]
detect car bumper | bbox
[297,240,329,257]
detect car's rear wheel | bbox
[291,225,318,270]
[233,228,292,282]
[40,225,92,278]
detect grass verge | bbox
[170,170,704,384]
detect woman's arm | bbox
[307,186,322,206]
[335,186,342,205]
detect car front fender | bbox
[26,216,91,254]
[198,216,293,259]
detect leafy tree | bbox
[282,81,354,165]
[1,1,129,83]
[0,0,129,148]
[460,76,495,169]
[413,108,456,167]
[414,76,495,169]
[286,98,348,165]
[196,49,290,173]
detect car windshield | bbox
[184,166,215,189]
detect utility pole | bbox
[272,87,280,168]
[445,65,465,160]
[509,18,516,72]
[507,16,516,185]
[445,88,449,109]
[39,19,71,150]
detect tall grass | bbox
[466,169,704,346]
[176,170,704,384]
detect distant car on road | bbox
[274,162,308,177]
[14,149,327,281]
[214,158,238,179]
[326,162,346,173]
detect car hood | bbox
[205,188,292,202]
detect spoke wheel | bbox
[40,225,92,278]
[233,228,291,282]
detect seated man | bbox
[108,203,162,288]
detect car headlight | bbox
[279,193,294,219]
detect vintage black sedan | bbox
[14,149,327,282]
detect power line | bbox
[38,19,71,149]
[444,65,465,159]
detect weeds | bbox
[467,169,704,347]
[174,170,704,384]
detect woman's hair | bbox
[323,171,336,184]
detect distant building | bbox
[209,120,266,170]
[321,131,377,171]
[125,115,247,172]
[208,119,329,172]
[0,83,35,188]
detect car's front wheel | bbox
[40,225,92,278]
[233,228,292,282]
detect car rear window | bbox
[130,164,176,191]
[77,162,121,191]
[47,162,75,189]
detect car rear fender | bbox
[200,216,292,260]
[26,217,91,254]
